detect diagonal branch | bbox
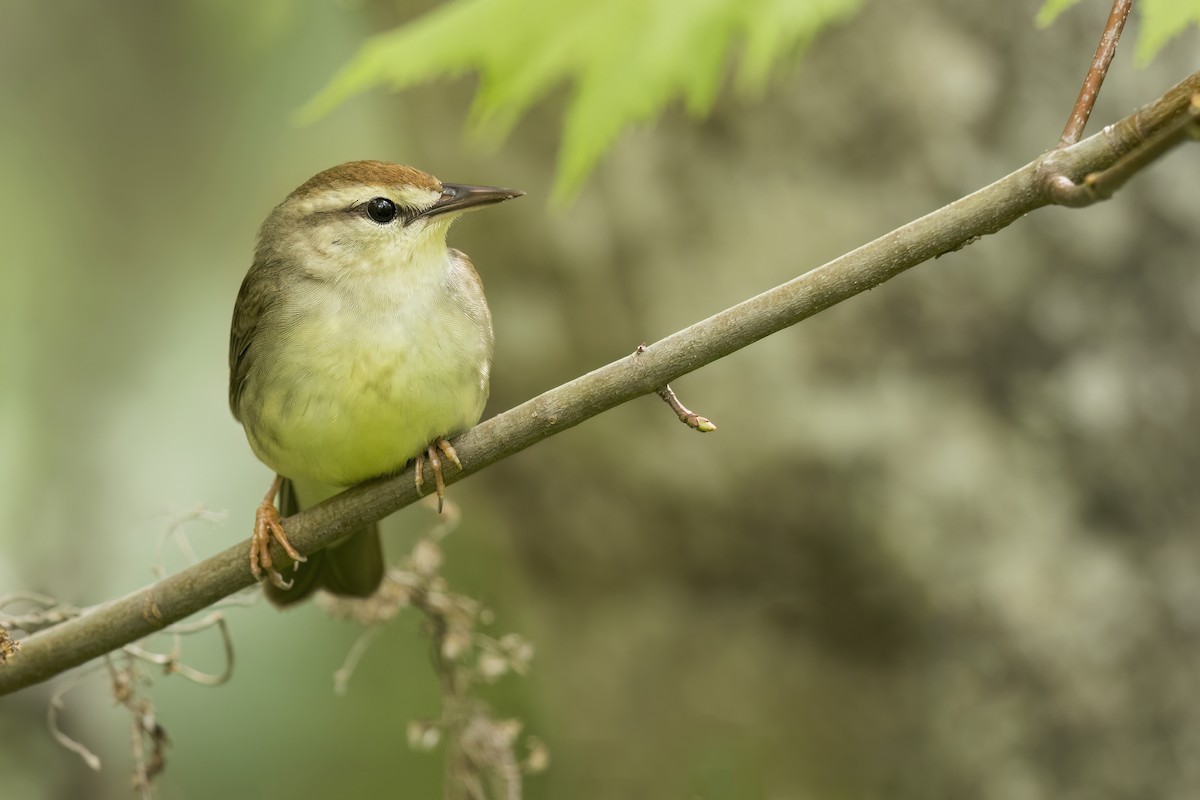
[2,68,1198,698]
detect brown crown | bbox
[289,161,442,199]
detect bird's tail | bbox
[264,478,385,607]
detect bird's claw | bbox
[413,437,461,514]
[250,498,306,589]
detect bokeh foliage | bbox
[303,0,1200,199]
[1037,0,1200,64]
[299,0,863,198]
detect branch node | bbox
[1041,94,1200,208]
[656,385,717,432]
[1043,171,1100,208]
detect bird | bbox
[228,160,523,605]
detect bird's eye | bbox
[365,197,398,224]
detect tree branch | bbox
[2,68,1198,698]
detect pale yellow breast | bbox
[244,251,492,486]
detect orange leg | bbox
[249,474,307,589]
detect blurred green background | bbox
[3,0,1200,798]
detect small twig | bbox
[0,591,62,611]
[102,653,169,798]
[129,697,168,798]
[332,627,383,696]
[1,600,82,636]
[153,505,227,581]
[326,507,538,799]
[122,612,235,687]
[47,663,108,771]
[1059,0,1133,147]
[43,606,224,789]
[0,592,81,640]
[656,385,717,432]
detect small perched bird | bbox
[229,161,523,604]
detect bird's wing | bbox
[228,262,279,421]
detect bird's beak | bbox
[414,183,526,222]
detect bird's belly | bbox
[246,317,489,487]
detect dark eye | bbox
[365,197,398,224]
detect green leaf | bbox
[298,0,861,199]
[1135,0,1200,65]
[740,0,854,92]
[1035,0,1084,29]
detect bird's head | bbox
[257,160,523,276]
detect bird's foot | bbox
[250,479,306,589]
[414,437,463,514]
